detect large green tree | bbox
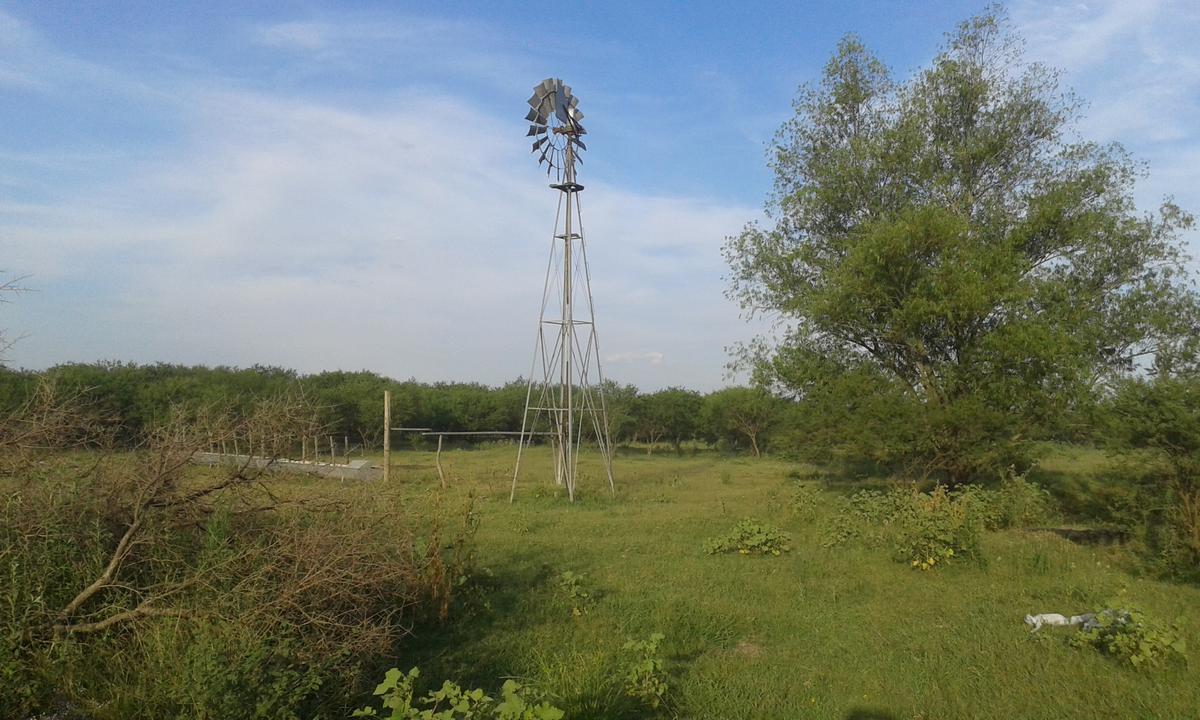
[636,388,703,454]
[724,10,1200,481]
[701,387,783,457]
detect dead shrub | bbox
[0,384,475,718]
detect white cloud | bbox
[4,82,759,390]
[1015,0,1161,70]
[605,351,664,366]
[1014,0,1200,269]
[254,21,331,50]
[0,8,166,102]
[246,15,538,96]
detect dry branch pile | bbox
[0,383,475,717]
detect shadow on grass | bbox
[845,707,900,720]
[780,457,917,495]
[566,692,662,720]
[1027,526,1130,545]
[396,551,555,679]
[375,552,669,720]
[1026,461,1145,528]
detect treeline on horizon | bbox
[0,361,789,455]
[1,361,1191,466]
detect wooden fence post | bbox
[436,434,446,489]
[383,390,391,482]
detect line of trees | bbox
[0,362,790,456]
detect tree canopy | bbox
[724,9,1200,480]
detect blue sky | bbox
[3,1,1198,390]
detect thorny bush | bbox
[0,382,478,719]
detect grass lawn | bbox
[368,445,1200,720]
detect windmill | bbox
[511,78,615,502]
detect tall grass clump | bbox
[890,485,984,570]
[821,476,1055,570]
[963,469,1056,530]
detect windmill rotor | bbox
[526,77,587,179]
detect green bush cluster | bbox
[821,478,1054,570]
[704,518,792,556]
[964,471,1057,530]
[352,668,564,720]
[1106,378,1200,584]
[354,632,672,720]
[891,486,983,571]
[788,483,822,520]
[0,364,790,458]
[1069,608,1188,669]
[820,488,912,549]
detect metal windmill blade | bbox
[554,93,571,123]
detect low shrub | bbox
[557,570,592,616]
[352,667,564,719]
[704,519,791,556]
[788,483,822,520]
[821,484,988,570]
[1158,484,1200,583]
[819,489,902,548]
[1069,608,1188,669]
[892,486,983,570]
[1106,377,1200,584]
[622,633,669,711]
[977,470,1056,529]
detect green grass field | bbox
[372,445,1199,720]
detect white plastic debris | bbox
[1024,612,1098,632]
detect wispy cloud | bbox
[0,8,166,102]
[1015,0,1200,267]
[245,14,540,97]
[253,21,331,51]
[605,351,665,366]
[1016,0,1162,70]
[1,11,760,390]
